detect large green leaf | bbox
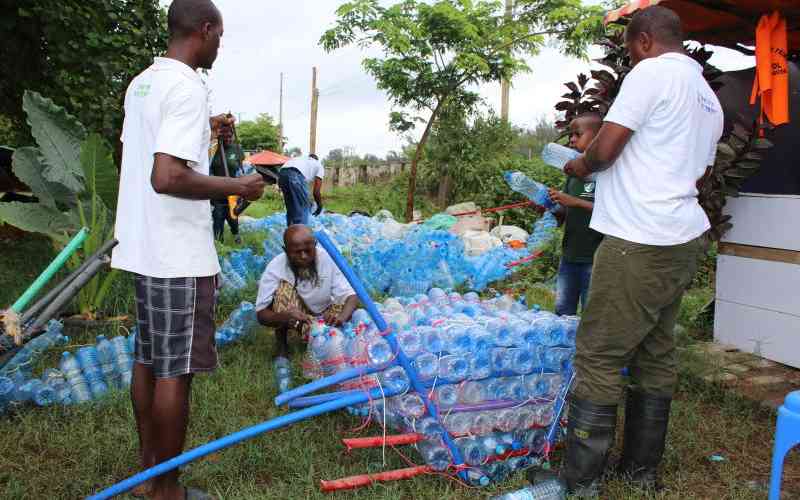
[0,201,76,238]
[11,147,75,209]
[22,91,87,194]
[80,134,119,211]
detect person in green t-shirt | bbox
[548,113,603,315]
[210,136,244,244]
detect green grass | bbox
[0,232,56,309]
[2,183,798,499]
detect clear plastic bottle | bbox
[273,356,291,393]
[0,376,15,404]
[95,335,120,389]
[456,436,486,466]
[433,384,459,407]
[421,327,445,354]
[489,479,566,500]
[469,351,493,380]
[415,416,443,438]
[378,366,409,393]
[439,355,469,383]
[111,336,133,387]
[59,352,92,403]
[417,438,452,471]
[76,346,107,398]
[459,380,487,404]
[415,353,439,381]
[397,330,423,358]
[366,336,394,366]
[397,393,426,418]
[509,348,536,375]
[491,348,514,374]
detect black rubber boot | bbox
[560,397,618,498]
[619,388,672,491]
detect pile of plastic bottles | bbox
[304,288,576,486]
[0,301,260,413]
[225,209,559,297]
[0,321,135,411]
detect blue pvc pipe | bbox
[545,369,574,447]
[275,363,385,406]
[88,386,399,500]
[288,389,365,408]
[315,231,469,482]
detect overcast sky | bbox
[192,0,756,159]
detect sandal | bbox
[130,480,153,498]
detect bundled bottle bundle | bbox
[0,320,135,411]
[302,288,577,486]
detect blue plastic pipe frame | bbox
[87,385,401,499]
[313,230,470,482]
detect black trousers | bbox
[212,201,239,242]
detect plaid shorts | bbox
[134,274,219,378]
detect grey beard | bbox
[291,259,320,287]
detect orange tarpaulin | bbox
[751,11,790,126]
[604,0,800,52]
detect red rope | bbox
[342,433,424,451]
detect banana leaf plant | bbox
[0,91,119,318]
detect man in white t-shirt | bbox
[111,1,265,498]
[255,225,358,381]
[552,6,724,496]
[277,154,325,225]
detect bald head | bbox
[284,225,315,248]
[167,0,222,40]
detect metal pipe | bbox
[25,255,110,335]
[21,239,118,324]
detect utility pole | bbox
[309,67,319,156]
[500,0,513,122]
[278,72,284,151]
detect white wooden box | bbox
[714,194,800,368]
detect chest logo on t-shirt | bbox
[133,83,151,98]
[583,183,595,194]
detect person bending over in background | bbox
[548,113,603,316]
[277,154,325,225]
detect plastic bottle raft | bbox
[88,231,573,499]
[297,288,575,491]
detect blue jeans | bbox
[278,168,310,226]
[555,259,593,316]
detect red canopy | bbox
[248,150,288,167]
[604,0,800,52]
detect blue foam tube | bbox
[275,363,385,406]
[545,369,574,447]
[288,389,364,408]
[314,230,469,482]
[87,385,400,500]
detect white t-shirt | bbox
[255,246,355,315]
[281,157,325,182]
[111,57,220,278]
[591,52,724,246]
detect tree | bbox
[236,113,282,151]
[422,105,516,207]
[284,146,303,157]
[1,1,168,146]
[513,116,559,159]
[322,0,603,221]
